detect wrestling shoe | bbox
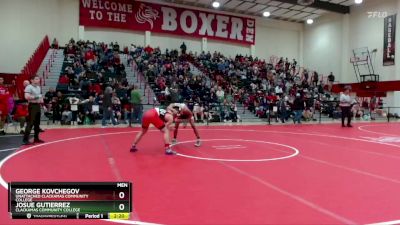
[172,139,177,145]
[194,139,201,147]
[130,145,138,152]
[34,139,45,144]
[165,148,176,155]
[22,140,33,145]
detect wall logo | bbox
[135,3,159,29]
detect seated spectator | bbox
[113,42,120,52]
[156,75,166,90]
[85,48,96,69]
[7,94,15,117]
[61,103,72,125]
[144,45,154,55]
[79,77,90,96]
[114,61,126,77]
[216,86,224,103]
[68,95,80,124]
[111,92,122,122]
[0,77,9,135]
[13,101,28,134]
[81,96,98,124]
[352,99,363,119]
[193,103,204,122]
[66,43,76,59]
[44,87,56,104]
[89,82,102,95]
[51,92,64,124]
[129,44,136,56]
[59,74,70,85]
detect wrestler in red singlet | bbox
[130,107,177,155]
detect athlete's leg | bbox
[133,127,148,145]
[130,109,152,152]
[130,127,148,152]
[173,119,181,144]
[189,117,201,147]
[160,126,175,155]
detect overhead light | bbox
[212,1,220,8]
[263,11,271,17]
[355,0,363,4]
[306,18,314,24]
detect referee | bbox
[23,75,44,145]
[339,86,353,128]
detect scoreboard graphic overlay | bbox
[8,182,132,219]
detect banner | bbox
[79,0,256,45]
[383,14,396,66]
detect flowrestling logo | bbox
[135,3,159,29]
[367,11,388,18]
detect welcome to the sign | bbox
[79,0,256,45]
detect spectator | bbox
[312,72,319,86]
[129,44,136,56]
[193,102,204,122]
[277,96,288,123]
[81,96,98,124]
[7,94,15,117]
[327,72,335,91]
[216,86,224,102]
[113,42,120,52]
[0,77,9,135]
[44,87,56,104]
[130,85,142,124]
[303,93,314,121]
[114,61,126,77]
[59,74,70,85]
[144,45,154,55]
[156,75,166,90]
[89,82,102,95]
[111,92,122,122]
[61,103,72,125]
[51,38,59,49]
[68,95,80,124]
[339,86,353,127]
[13,101,28,134]
[292,93,305,124]
[102,87,117,127]
[180,42,187,54]
[275,85,283,96]
[51,92,63,124]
